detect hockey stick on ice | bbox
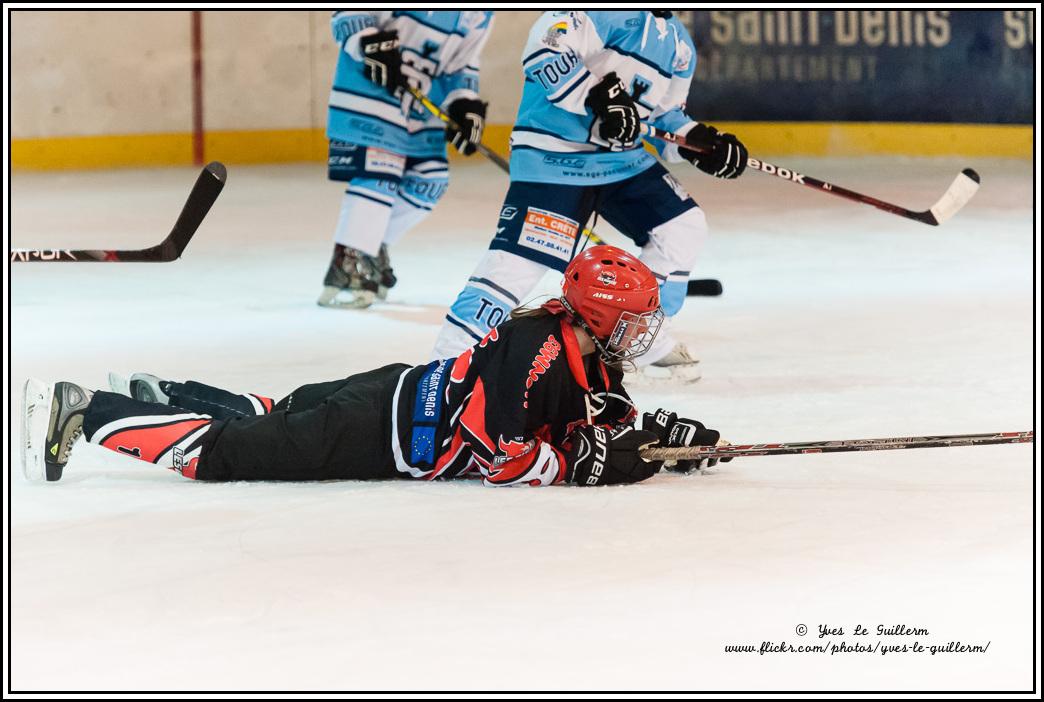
[10,161,227,262]
[643,125,981,226]
[405,85,722,296]
[640,430,1033,462]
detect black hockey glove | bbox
[361,30,403,94]
[679,123,748,179]
[641,408,732,474]
[445,98,488,156]
[585,72,641,150]
[566,425,663,486]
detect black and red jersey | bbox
[392,311,637,486]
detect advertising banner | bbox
[685,10,1034,123]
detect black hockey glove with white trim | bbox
[680,123,748,179]
[445,98,488,156]
[641,408,732,473]
[585,72,641,150]
[361,30,403,94]
[566,424,663,486]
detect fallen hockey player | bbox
[22,245,728,487]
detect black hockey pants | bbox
[194,363,409,481]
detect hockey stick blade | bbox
[923,168,980,226]
[11,161,227,262]
[687,279,723,296]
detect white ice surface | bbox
[8,157,1036,691]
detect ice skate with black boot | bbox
[22,379,94,482]
[318,243,382,309]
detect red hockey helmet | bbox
[561,245,664,363]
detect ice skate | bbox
[375,244,397,301]
[22,379,94,482]
[624,342,702,385]
[108,372,170,404]
[317,243,381,309]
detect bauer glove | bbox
[360,30,403,94]
[585,72,641,150]
[445,98,488,156]
[680,123,748,179]
[566,424,663,486]
[641,408,732,473]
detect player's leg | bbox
[109,372,275,419]
[83,391,214,478]
[430,181,597,360]
[24,365,409,483]
[108,373,366,419]
[22,378,214,482]
[192,363,409,482]
[320,141,405,309]
[376,157,450,298]
[599,163,708,381]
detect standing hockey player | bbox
[24,247,729,487]
[319,10,494,308]
[431,11,748,381]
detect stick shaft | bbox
[642,125,978,226]
[640,431,1034,461]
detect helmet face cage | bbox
[597,307,665,363]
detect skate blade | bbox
[108,371,131,397]
[317,286,377,309]
[21,378,55,482]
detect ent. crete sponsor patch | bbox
[518,207,579,263]
[364,147,406,176]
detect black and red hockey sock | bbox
[166,380,274,419]
[83,391,214,479]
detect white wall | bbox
[11,10,540,139]
[11,10,193,137]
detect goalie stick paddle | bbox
[10,161,227,262]
[406,86,723,297]
[642,125,981,226]
[640,430,1034,462]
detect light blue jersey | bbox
[328,11,493,159]
[511,11,698,185]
